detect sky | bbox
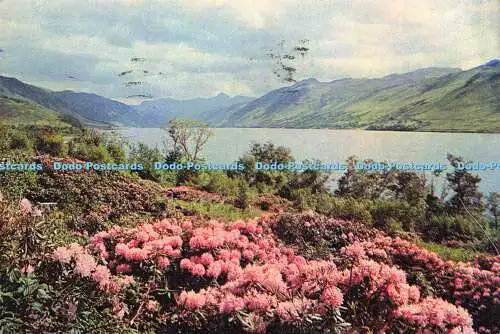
[0,0,498,102]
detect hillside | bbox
[0,96,74,127]
[221,62,499,132]
[54,91,146,127]
[0,76,94,126]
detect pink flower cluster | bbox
[395,297,474,332]
[89,219,184,273]
[336,232,499,332]
[52,213,500,332]
[53,242,133,292]
[338,259,421,306]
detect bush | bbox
[127,142,175,184]
[35,130,65,156]
[422,215,486,242]
[200,171,240,196]
[234,178,251,210]
[8,130,32,151]
[328,197,373,225]
[371,199,424,232]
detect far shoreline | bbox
[96,125,500,135]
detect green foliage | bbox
[485,192,500,230]
[234,177,251,210]
[418,241,479,262]
[371,199,424,232]
[127,142,176,185]
[328,197,374,225]
[199,171,240,196]
[67,128,126,163]
[0,268,52,334]
[7,130,32,151]
[421,215,487,242]
[444,153,483,215]
[173,199,262,221]
[235,142,295,190]
[34,128,66,156]
[0,171,40,201]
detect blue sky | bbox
[0,0,498,102]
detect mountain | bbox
[0,75,112,127]
[0,75,87,126]
[54,91,145,126]
[1,60,498,132]
[134,93,254,127]
[0,74,254,128]
[221,63,499,132]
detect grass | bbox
[173,199,264,222]
[418,241,485,262]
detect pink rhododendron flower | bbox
[116,263,132,274]
[74,253,97,277]
[146,300,159,311]
[191,263,206,276]
[157,256,170,268]
[178,290,208,310]
[206,261,222,278]
[92,265,111,289]
[53,246,73,263]
[320,286,343,308]
[395,297,473,330]
[20,198,32,214]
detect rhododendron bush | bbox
[48,211,498,333]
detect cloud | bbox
[0,0,498,100]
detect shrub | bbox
[35,130,65,156]
[8,130,32,151]
[328,197,373,225]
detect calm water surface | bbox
[109,128,500,194]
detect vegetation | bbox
[0,121,498,333]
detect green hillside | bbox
[221,62,499,132]
[0,96,73,127]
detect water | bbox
[108,128,500,194]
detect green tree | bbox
[234,142,295,192]
[444,153,483,215]
[486,192,500,230]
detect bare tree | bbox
[164,119,214,160]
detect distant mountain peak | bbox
[216,92,230,98]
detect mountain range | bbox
[0,60,498,132]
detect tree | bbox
[486,192,500,230]
[235,142,295,189]
[164,119,214,161]
[335,156,397,200]
[444,154,483,215]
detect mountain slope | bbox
[0,75,104,127]
[0,96,74,127]
[54,91,145,126]
[221,63,499,132]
